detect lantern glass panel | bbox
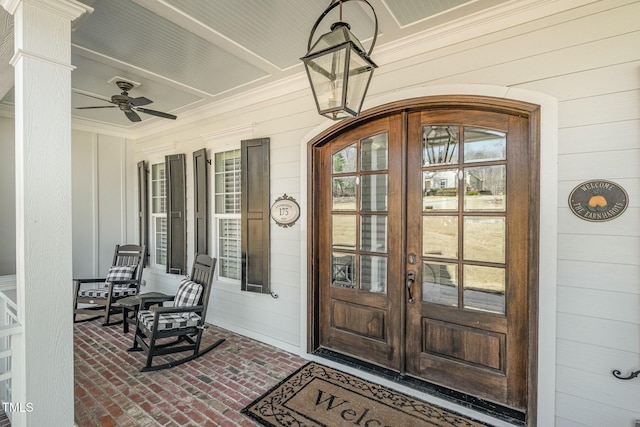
[305,46,348,113]
[345,48,373,115]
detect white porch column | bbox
[0,0,90,426]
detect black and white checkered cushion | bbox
[78,287,138,298]
[77,265,138,298]
[174,279,203,308]
[136,279,204,331]
[105,265,137,288]
[137,310,200,332]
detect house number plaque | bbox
[270,194,300,228]
[568,179,628,222]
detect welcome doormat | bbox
[242,362,489,427]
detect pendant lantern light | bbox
[301,0,378,120]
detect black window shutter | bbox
[193,148,209,255]
[137,160,149,265]
[241,138,270,293]
[165,154,187,274]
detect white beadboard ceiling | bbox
[0,0,508,129]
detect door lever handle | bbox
[407,270,416,304]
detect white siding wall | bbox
[135,119,316,352]
[71,130,132,277]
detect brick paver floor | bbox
[74,317,306,426]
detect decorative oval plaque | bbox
[270,194,300,228]
[568,179,628,222]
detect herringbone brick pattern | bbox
[74,318,306,426]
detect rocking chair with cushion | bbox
[73,244,146,326]
[129,253,225,371]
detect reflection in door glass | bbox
[333,144,357,173]
[464,165,506,211]
[361,255,387,294]
[422,216,458,259]
[423,169,458,211]
[361,215,387,252]
[332,252,356,288]
[464,127,506,163]
[422,262,457,306]
[332,177,356,211]
[463,265,505,314]
[423,126,458,165]
[332,215,356,250]
[464,217,505,263]
[361,133,388,171]
[361,174,387,211]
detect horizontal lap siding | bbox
[370,1,640,96]
[135,90,316,347]
[556,94,640,423]
[556,393,640,427]
[547,6,640,417]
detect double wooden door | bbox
[318,106,534,411]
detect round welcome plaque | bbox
[568,179,628,222]
[270,194,300,228]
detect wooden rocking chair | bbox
[73,244,146,326]
[129,254,225,371]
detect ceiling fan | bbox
[75,81,177,122]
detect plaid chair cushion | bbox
[137,310,200,332]
[78,287,138,298]
[174,279,203,320]
[174,279,203,307]
[106,265,137,288]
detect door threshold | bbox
[314,348,526,426]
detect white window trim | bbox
[149,161,167,271]
[211,147,241,284]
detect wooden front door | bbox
[319,115,404,370]
[404,109,531,410]
[316,100,536,412]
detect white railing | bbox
[0,275,22,424]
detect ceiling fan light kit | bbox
[76,81,177,123]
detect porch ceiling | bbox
[0,0,508,130]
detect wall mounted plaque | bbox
[270,194,300,228]
[568,180,628,222]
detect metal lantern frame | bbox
[302,0,378,120]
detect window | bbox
[139,139,270,291]
[214,149,241,281]
[151,162,167,267]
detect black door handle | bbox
[407,270,416,304]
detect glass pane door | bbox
[421,126,508,313]
[330,133,389,294]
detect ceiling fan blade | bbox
[76,92,115,104]
[135,107,177,120]
[129,96,153,107]
[124,110,142,122]
[76,106,117,109]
